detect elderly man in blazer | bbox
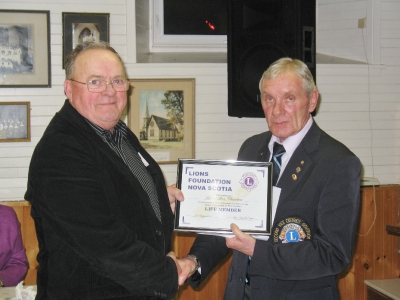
[25,41,184,300]
[179,58,361,300]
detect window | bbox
[150,0,227,52]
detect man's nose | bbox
[272,100,283,115]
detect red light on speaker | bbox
[205,20,216,30]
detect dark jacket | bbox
[188,121,361,300]
[25,100,178,300]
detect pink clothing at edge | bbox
[0,204,28,286]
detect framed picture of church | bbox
[0,10,51,87]
[62,12,109,69]
[128,78,195,164]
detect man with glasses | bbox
[25,41,184,300]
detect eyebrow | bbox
[261,91,297,99]
[87,75,125,80]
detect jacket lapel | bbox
[275,122,321,203]
[256,132,272,163]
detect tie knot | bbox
[273,143,285,157]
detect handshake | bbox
[167,252,199,286]
[166,222,256,286]
[166,184,256,286]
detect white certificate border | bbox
[175,159,272,235]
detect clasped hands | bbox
[168,223,256,285]
[166,184,256,286]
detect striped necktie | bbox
[120,140,162,222]
[271,142,286,186]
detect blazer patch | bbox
[273,217,311,243]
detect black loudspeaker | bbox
[228,0,316,118]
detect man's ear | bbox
[64,80,72,99]
[309,88,319,113]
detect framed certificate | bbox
[175,159,272,236]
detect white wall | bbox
[317,0,369,63]
[0,0,399,201]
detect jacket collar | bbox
[276,121,321,201]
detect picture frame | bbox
[0,102,30,142]
[62,12,110,68]
[128,78,195,164]
[0,10,51,87]
[175,159,272,236]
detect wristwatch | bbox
[187,254,200,273]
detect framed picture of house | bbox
[0,10,51,87]
[128,78,195,164]
[62,12,110,68]
[0,102,30,142]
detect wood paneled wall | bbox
[171,233,232,300]
[3,185,399,299]
[337,185,400,300]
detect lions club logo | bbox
[273,217,311,243]
[239,172,259,191]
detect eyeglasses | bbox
[70,78,130,93]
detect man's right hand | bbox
[176,256,198,285]
[167,251,183,285]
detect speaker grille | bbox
[239,44,288,113]
[228,0,316,118]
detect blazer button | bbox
[156,230,162,236]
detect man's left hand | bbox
[225,223,256,256]
[167,184,184,214]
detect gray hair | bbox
[64,41,127,79]
[259,58,316,96]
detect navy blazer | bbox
[188,121,361,300]
[25,100,178,300]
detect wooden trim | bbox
[386,225,400,236]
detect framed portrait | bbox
[62,12,110,68]
[0,10,51,87]
[128,78,195,164]
[0,102,30,142]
